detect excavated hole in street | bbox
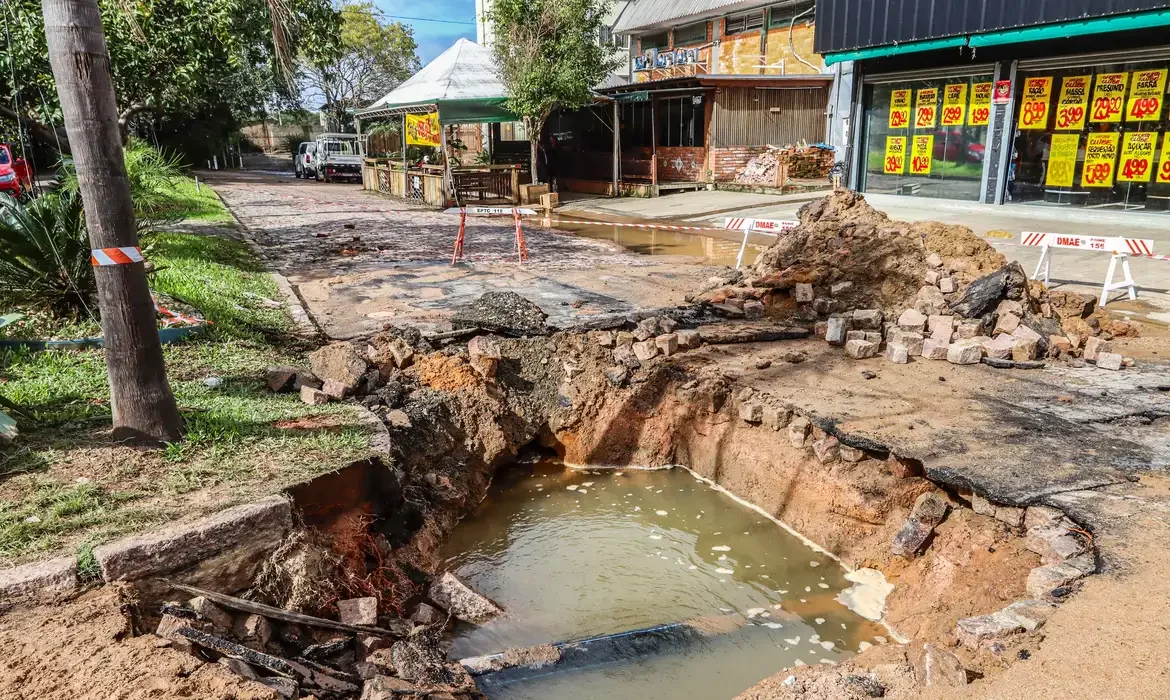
[437,458,894,699]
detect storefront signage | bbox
[1045,134,1080,188]
[941,83,967,126]
[1118,132,1157,182]
[618,90,650,102]
[1126,69,1167,122]
[405,112,441,147]
[889,89,911,128]
[1055,75,1090,130]
[910,135,934,175]
[1091,72,1129,123]
[914,88,938,128]
[634,47,702,72]
[993,80,1011,105]
[1018,77,1053,130]
[969,82,992,126]
[1081,132,1120,187]
[1158,133,1170,184]
[884,136,906,174]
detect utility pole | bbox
[42,0,183,444]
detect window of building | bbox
[499,121,528,142]
[724,11,764,35]
[599,25,628,49]
[641,31,669,51]
[674,21,708,46]
[658,95,706,148]
[768,4,813,29]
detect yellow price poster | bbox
[405,112,441,147]
[884,136,906,174]
[1081,132,1119,188]
[1017,76,1053,129]
[1045,134,1080,187]
[1090,72,1128,123]
[914,87,938,128]
[1126,68,1167,122]
[910,135,933,175]
[969,81,992,126]
[1157,133,1170,184]
[941,83,967,126]
[1118,132,1157,182]
[889,89,911,129]
[1054,75,1090,130]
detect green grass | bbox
[0,211,374,568]
[156,174,234,224]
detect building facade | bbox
[817,1,1170,213]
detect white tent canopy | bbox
[358,38,517,124]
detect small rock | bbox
[235,614,273,651]
[658,317,679,334]
[755,358,773,370]
[923,644,967,687]
[260,677,299,698]
[924,270,940,285]
[612,345,641,369]
[310,342,370,392]
[845,339,879,359]
[219,657,259,681]
[994,312,1021,336]
[814,321,829,338]
[155,614,198,654]
[782,350,807,363]
[744,300,765,319]
[831,281,854,296]
[594,330,615,347]
[861,370,877,380]
[615,331,635,347]
[897,309,928,332]
[939,277,956,294]
[429,572,503,624]
[892,492,950,558]
[633,340,660,362]
[1096,351,1123,371]
[794,283,814,302]
[190,596,233,632]
[1026,555,1095,598]
[839,444,865,462]
[410,602,445,626]
[886,345,909,364]
[763,405,792,430]
[812,298,833,314]
[468,335,502,379]
[655,333,680,357]
[338,597,379,626]
[789,416,811,447]
[322,378,349,400]
[947,341,983,365]
[266,366,299,393]
[1012,336,1039,361]
[385,409,412,429]
[203,376,223,389]
[1025,521,1088,563]
[740,402,764,424]
[921,338,949,360]
[300,386,330,405]
[812,436,840,464]
[852,309,883,330]
[1083,336,1112,362]
[925,252,943,268]
[604,365,629,387]
[955,611,1025,650]
[676,329,700,349]
[826,317,849,346]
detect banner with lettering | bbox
[889,89,911,129]
[1090,72,1128,123]
[941,83,967,126]
[1081,132,1120,188]
[969,82,992,126]
[1158,133,1170,185]
[1118,131,1157,183]
[1054,75,1090,130]
[1126,69,1167,122]
[914,87,938,129]
[1045,134,1080,188]
[405,112,441,147]
[1017,76,1053,129]
[884,136,906,174]
[910,135,934,175]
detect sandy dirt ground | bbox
[202,171,724,338]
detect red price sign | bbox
[1092,97,1122,121]
[1056,106,1084,129]
[969,106,989,124]
[1128,97,1162,120]
[911,156,930,174]
[886,155,904,172]
[1160,160,1170,184]
[941,106,963,124]
[890,109,908,128]
[915,106,936,127]
[1083,162,1113,186]
[1020,100,1048,127]
[1121,158,1149,180]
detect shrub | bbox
[0,191,96,317]
[60,138,187,233]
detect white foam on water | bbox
[688,565,697,570]
[815,618,825,625]
[784,637,800,645]
[819,659,836,665]
[818,583,830,589]
[745,607,766,617]
[633,506,641,511]
[809,561,819,567]
[578,489,587,494]
[763,622,784,629]
[858,641,873,652]
[794,659,806,667]
[715,567,735,575]
[655,510,668,516]
[582,482,594,487]
[711,545,731,552]
[649,534,662,540]
[566,485,578,491]
[820,641,835,651]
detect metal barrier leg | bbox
[451,209,466,265]
[735,229,751,270]
[1031,245,1050,284]
[513,209,529,264]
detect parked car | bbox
[313,133,363,183]
[294,141,317,179]
[0,144,33,198]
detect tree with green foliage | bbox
[300,1,420,130]
[1,0,341,154]
[487,0,618,181]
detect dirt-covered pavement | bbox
[202,170,724,339]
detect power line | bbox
[369,10,475,26]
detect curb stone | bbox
[0,556,77,605]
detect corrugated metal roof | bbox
[360,38,506,114]
[613,0,793,33]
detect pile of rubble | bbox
[693,191,1140,371]
[153,570,504,698]
[735,144,835,185]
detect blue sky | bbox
[373,0,478,64]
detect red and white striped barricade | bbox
[444,206,538,265]
[1020,232,1156,306]
[724,217,800,269]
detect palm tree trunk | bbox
[42,0,182,444]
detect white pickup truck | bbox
[313,133,363,183]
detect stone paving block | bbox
[0,556,77,603]
[655,333,679,357]
[947,341,983,365]
[632,340,659,362]
[794,283,814,302]
[812,436,840,464]
[788,416,811,447]
[922,338,949,360]
[676,329,701,349]
[897,309,928,332]
[826,317,848,346]
[1096,352,1123,370]
[852,309,883,330]
[887,344,909,364]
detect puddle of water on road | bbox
[542,217,761,267]
[439,462,890,700]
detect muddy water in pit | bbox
[439,463,890,699]
[542,217,763,267]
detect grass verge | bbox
[0,183,372,568]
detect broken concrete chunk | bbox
[994,312,1021,336]
[826,317,849,346]
[812,436,840,464]
[925,252,943,268]
[1083,336,1112,361]
[190,596,234,632]
[897,309,928,332]
[594,330,615,347]
[762,405,792,430]
[890,330,924,356]
[266,366,299,393]
[1025,522,1088,564]
[927,315,954,340]
[744,300,765,319]
[655,333,680,356]
[886,345,909,364]
[1012,337,1039,361]
[845,339,879,359]
[947,341,983,365]
[429,572,503,625]
[468,336,502,379]
[852,309,883,330]
[612,345,640,369]
[676,329,700,349]
[1026,555,1095,599]
[1096,351,1123,370]
[923,644,967,687]
[740,402,764,424]
[632,340,660,362]
[1002,599,1058,632]
[309,342,370,393]
[604,365,630,387]
[939,277,956,294]
[300,386,330,405]
[982,334,1015,360]
[831,281,854,296]
[839,444,865,462]
[949,262,1027,319]
[788,416,811,447]
[1024,505,1063,531]
[338,597,379,626]
[794,283,814,302]
[921,338,949,360]
[924,270,940,286]
[955,610,1025,649]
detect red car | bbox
[0,144,33,198]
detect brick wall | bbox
[710,146,769,182]
[656,146,705,181]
